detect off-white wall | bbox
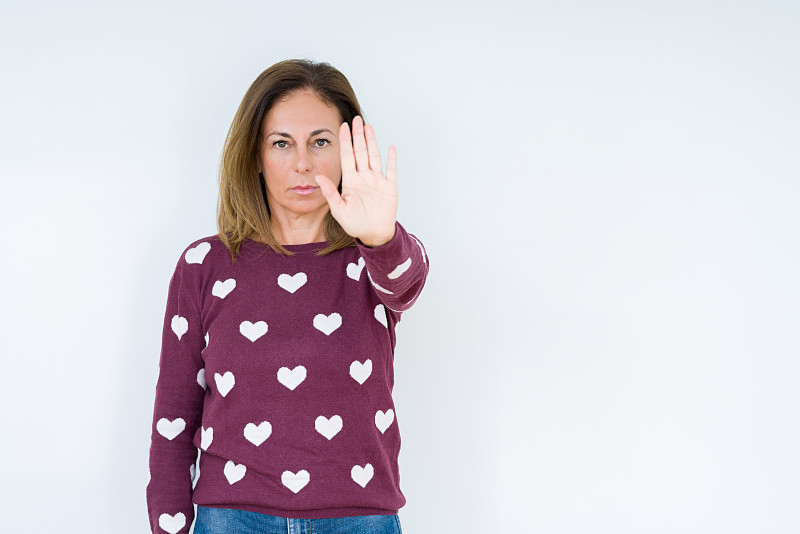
[1,1,798,532]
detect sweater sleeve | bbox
[354,220,430,314]
[146,253,205,534]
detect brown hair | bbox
[216,58,364,260]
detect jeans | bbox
[193,505,403,534]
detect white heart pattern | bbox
[204,332,209,347]
[375,409,395,434]
[313,312,342,335]
[224,460,246,484]
[214,371,235,397]
[278,272,307,293]
[159,512,186,534]
[157,417,186,440]
[346,257,365,280]
[349,359,372,385]
[277,366,306,390]
[184,242,211,264]
[282,469,310,493]
[212,278,236,299]
[351,463,374,488]
[191,461,200,489]
[388,257,412,279]
[239,320,268,342]
[367,270,393,294]
[314,415,343,440]
[411,235,427,264]
[200,426,213,450]
[171,315,188,340]
[244,421,272,446]
[374,305,388,328]
[197,368,207,389]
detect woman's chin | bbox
[273,199,329,218]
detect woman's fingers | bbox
[341,116,394,184]
[314,174,345,215]
[351,116,370,172]
[364,123,383,174]
[339,121,356,179]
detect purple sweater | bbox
[146,221,429,533]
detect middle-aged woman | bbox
[146,58,429,534]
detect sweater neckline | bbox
[242,238,329,254]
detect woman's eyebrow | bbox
[266,128,336,139]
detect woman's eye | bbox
[314,138,330,147]
[273,140,288,148]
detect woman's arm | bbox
[315,116,429,312]
[146,253,205,534]
[356,220,429,313]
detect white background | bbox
[1,1,798,532]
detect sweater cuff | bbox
[353,220,398,250]
[354,220,417,285]
[354,221,402,253]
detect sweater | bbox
[146,220,429,534]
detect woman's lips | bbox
[291,186,318,195]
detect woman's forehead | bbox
[262,91,341,134]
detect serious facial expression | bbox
[257,90,343,221]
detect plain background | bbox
[1,1,798,532]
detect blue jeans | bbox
[193,505,403,534]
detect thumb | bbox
[314,174,345,215]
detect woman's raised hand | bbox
[314,116,398,247]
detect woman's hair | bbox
[216,58,364,260]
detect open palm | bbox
[314,115,398,247]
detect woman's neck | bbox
[269,211,328,245]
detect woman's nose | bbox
[294,145,312,173]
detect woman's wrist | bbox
[358,226,397,248]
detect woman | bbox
[146,58,429,534]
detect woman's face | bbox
[257,90,343,223]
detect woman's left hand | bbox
[314,116,398,247]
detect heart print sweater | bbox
[146,221,429,533]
